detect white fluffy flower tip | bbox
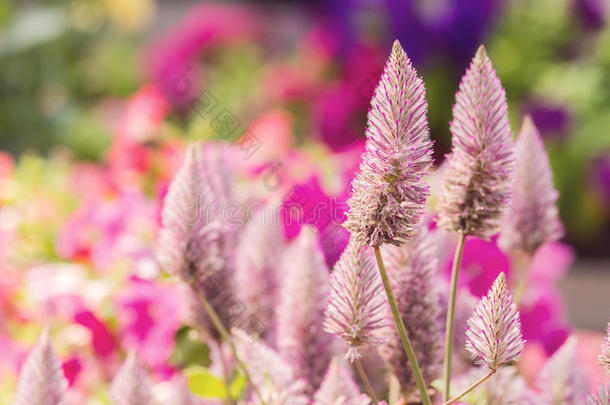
[110,352,154,405]
[12,328,68,405]
[324,238,387,361]
[499,115,563,254]
[465,273,524,370]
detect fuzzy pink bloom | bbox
[600,321,610,373]
[324,238,387,362]
[538,337,589,404]
[157,142,233,286]
[466,273,524,370]
[313,358,371,405]
[234,203,284,341]
[379,228,443,394]
[276,226,334,392]
[345,40,434,247]
[588,384,609,405]
[233,329,309,405]
[499,116,563,254]
[12,328,68,405]
[110,352,154,405]
[438,45,515,238]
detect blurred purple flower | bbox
[591,153,610,204]
[525,100,571,139]
[574,0,607,30]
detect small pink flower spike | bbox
[110,352,154,405]
[324,237,388,362]
[465,272,524,370]
[345,39,434,247]
[313,357,372,405]
[12,327,68,405]
[600,321,610,373]
[438,45,515,238]
[499,115,564,254]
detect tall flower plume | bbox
[538,337,589,404]
[313,358,371,405]
[12,328,68,405]
[600,321,610,373]
[233,329,309,405]
[588,385,609,405]
[110,352,154,405]
[378,228,443,394]
[499,116,563,254]
[438,45,515,238]
[276,226,334,392]
[324,237,387,361]
[234,203,284,341]
[465,273,524,370]
[344,39,434,247]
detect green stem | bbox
[442,369,495,405]
[354,358,379,405]
[373,246,432,405]
[187,279,266,405]
[513,252,532,307]
[443,233,467,401]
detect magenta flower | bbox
[378,228,443,393]
[12,328,68,405]
[324,238,387,361]
[344,40,434,247]
[276,226,334,392]
[600,321,610,373]
[313,358,372,405]
[110,352,154,405]
[499,116,563,254]
[438,45,515,238]
[538,337,589,404]
[466,273,524,370]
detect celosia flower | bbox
[110,352,154,405]
[378,228,443,394]
[344,39,434,247]
[276,226,334,391]
[588,384,609,405]
[12,328,68,405]
[466,273,524,370]
[499,116,563,254]
[538,337,589,404]
[324,237,387,361]
[157,142,232,286]
[438,45,515,238]
[234,203,284,340]
[600,321,610,372]
[313,357,371,405]
[233,329,309,405]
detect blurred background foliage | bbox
[0,0,609,256]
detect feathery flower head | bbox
[499,116,563,254]
[313,357,371,405]
[538,336,589,404]
[110,352,154,405]
[600,321,610,373]
[276,226,334,392]
[466,272,524,370]
[345,39,434,247]
[324,237,387,361]
[438,45,515,238]
[233,329,309,405]
[378,227,443,394]
[12,328,68,405]
[588,384,609,405]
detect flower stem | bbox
[512,253,532,307]
[187,279,266,405]
[443,233,467,401]
[442,369,495,405]
[373,246,432,405]
[354,358,379,405]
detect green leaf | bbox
[230,373,247,399]
[185,367,227,399]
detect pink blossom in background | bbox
[61,355,82,386]
[73,310,116,358]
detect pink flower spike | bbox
[600,321,610,373]
[12,328,68,405]
[438,45,515,238]
[324,238,388,362]
[499,115,564,254]
[110,352,154,405]
[345,39,434,247]
[466,273,524,370]
[313,357,372,405]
